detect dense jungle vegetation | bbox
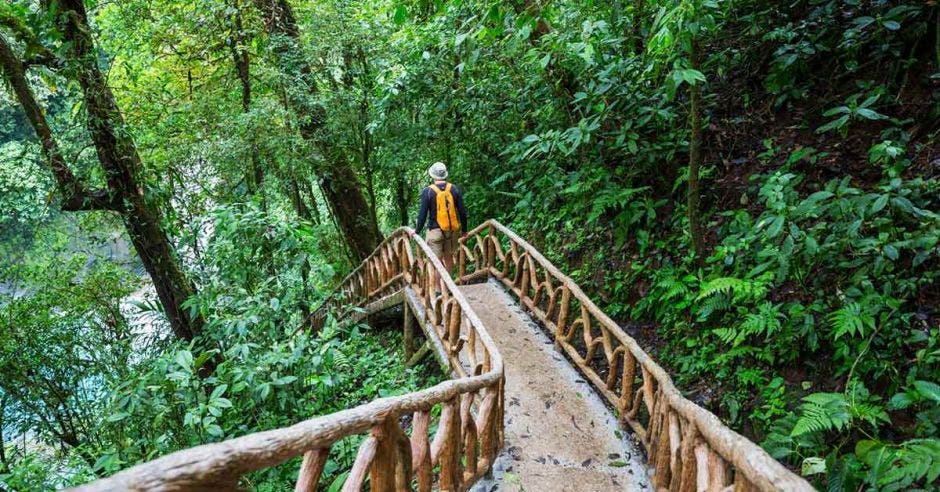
[1,0,938,490]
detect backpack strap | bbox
[428,182,450,195]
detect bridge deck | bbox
[461,280,649,491]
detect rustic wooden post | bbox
[667,411,682,491]
[342,436,377,492]
[606,348,621,391]
[403,303,414,361]
[519,256,530,300]
[695,442,710,491]
[619,352,637,416]
[460,393,478,480]
[295,448,330,492]
[458,241,466,278]
[705,446,731,491]
[677,420,697,492]
[555,286,571,343]
[410,411,432,492]
[468,328,479,370]
[433,399,462,491]
[476,388,498,468]
[388,420,412,492]
[370,419,396,492]
[447,302,462,349]
[485,229,496,269]
[653,407,672,488]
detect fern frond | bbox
[827,302,874,340]
[661,278,690,300]
[697,276,768,303]
[856,438,940,489]
[332,349,353,371]
[697,277,747,300]
[791,393,851,437]
[713,327,736,344]
[697,294,732,321]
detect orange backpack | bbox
[430,183,460,232]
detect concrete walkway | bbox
[460,280,649,492]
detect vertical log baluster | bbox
[580,305,593,357]
[460,393,479,481]
[458,240,466,277]
[342,436,377,492]
[403,303,413,361]
[370,420,396,492]
[447,302,462,349]
[295,448,330,492]
[652,404,672,489]
[410,411,432,492]
[485,231,496,269]
[377,417,412,492]
[606,347,623,390]
[556,286,571,341]
[435,399,462,492]
[695,443,710,491]
[526,255,538,299]
[668,411,682,491]
[515,252,528,295]
[708,447,731,491]
[476,388,498,468]
[620,351,637,415]
[545,285,560,321]
[468,326,478,367]
[642,366,656,416]
[677,419,698,492]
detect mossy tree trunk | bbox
[253,0,382,261]
[687,38,705,264]
[0,5,204,343]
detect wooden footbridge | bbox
[73,220,813,491]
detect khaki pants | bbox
[426,228,459,259]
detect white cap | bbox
[428,161,448,180]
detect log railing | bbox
[72,228,504,491]
[458,220,813,492]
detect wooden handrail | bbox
[458,219,813,492]
[72,228,505,491]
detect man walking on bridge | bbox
[411,162,468,275]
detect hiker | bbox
[411,161,468,274]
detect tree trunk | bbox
[0,394,8,473]
[286,179,313,317]
[301,179,322,225]
[356,47,379,231]
[687,38,705,264]
[396,172,408,227]
[229,2,264,195]
[55,0,205,341]
[633,0,644,54]
[252,0,382,261]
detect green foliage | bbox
[1,0,937,489]
[855,438,940,491]
[0,141,50,236]
[816,92,890,137]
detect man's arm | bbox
[455,186,469,234]
[414,188,429,234]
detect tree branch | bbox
[0,33,121,212]
[0,7,62,68]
